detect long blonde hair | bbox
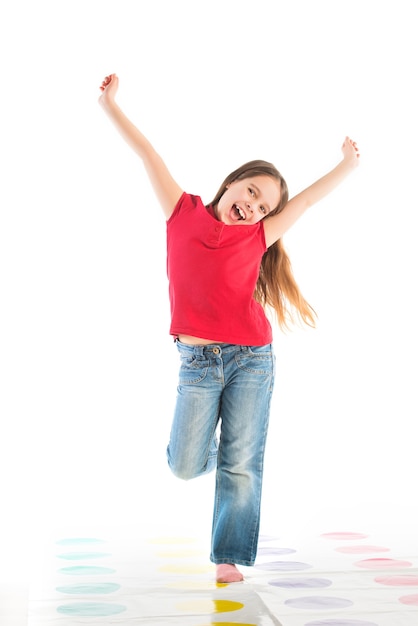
[209,160,316,330]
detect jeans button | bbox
[213,347,220,355]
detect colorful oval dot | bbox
[167,581,228,590]
[257,547,296,556]
[57,552,111,560]
[199,623,256,626]
[285,596,353,609]
[269,577,332,589]
[355,558,412,569]
[58,566,116,575]
[159,564,214,574]
[321,532,368,540]
[375,574,418,586]
[56,582,120,594]
[56,538,105,545]
[335,545,390,554]
[176,599,244,613]
[256,561,311,571]
[399,594,418,606]
[156,549,205,558]
[57,602,126,616]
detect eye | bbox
[248,187,255,197]
[260,205,267,214]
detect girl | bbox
[99,73,360,583]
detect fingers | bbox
[350,139,360,158]
[99,73,116,92]
[343,136,357,147]
[99,75,112,91]
[343,136,360,158]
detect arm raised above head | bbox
[263,137,360,247]
[98,74,183,219]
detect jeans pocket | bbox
[179,355,209,384]
[235,345,273,376]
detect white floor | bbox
[2,498,417,626]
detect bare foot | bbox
[216,563,244,583]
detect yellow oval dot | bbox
[167,581,228,590]
[175,599,244,613]
[200,623,256,626]
[156,549,205,558]
[159,564,214,574]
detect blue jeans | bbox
[166,341,275,566]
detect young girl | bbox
[99,73,360,583]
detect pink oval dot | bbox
[335,545,390,554]
[355,558,412,569]
[321,532,368,540]
[399,594,418,606]
[375,575,418,586]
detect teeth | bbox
[235,205,246,220]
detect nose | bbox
[245,202,254,213]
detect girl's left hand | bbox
[342,136,360,167]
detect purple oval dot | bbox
[256,561,312,571]
[259,535,281,542]
[285,596,353,609]
[257,547,296,556]
[269,577,332,589]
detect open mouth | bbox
[233,204,246,220]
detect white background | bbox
[1,0,417,582]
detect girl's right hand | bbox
[98,73,118,106]
[341,136,360,169]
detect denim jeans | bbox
[166,341,275,566]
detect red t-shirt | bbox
[166,192,272,346]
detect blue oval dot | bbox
[57,552,111,560]
[57,602,126,616]
[56,583,121,595]
[58,566,116,576]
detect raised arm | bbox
[263,137,360,247]
[98,74,183,219]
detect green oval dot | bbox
[56,538,105,545]
[57,602,126,616]
[56,582,120,594]
[58,566,116,576]
[57,552,111,560]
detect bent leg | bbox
[167,343,222,480]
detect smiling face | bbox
[214,175,282,226]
